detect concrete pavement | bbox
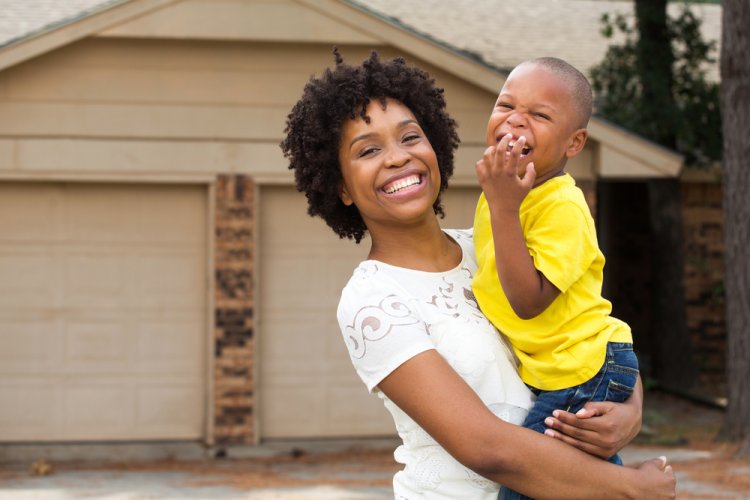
[1,438,749,499]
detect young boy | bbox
[471,57,639,480]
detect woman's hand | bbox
[543,377,643,459]
[632,456,676,499]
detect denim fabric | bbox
[499,342,639,500]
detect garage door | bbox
[258,185,481,438]
[0,183,207,442]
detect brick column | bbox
[681,182,726,393]
[214,174,255,444]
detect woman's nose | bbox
[384,144,410,167]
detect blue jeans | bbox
[500,342,639,500]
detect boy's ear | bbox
[565,128,588,159]
[339,183,354,206]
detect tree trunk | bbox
[647,179,695,390]
[634,0,695,389]
[635,0,677,148]
[719,0,750,456]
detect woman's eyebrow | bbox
[348,119,419,148]
[349,132,375,148]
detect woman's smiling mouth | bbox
[383,174,422,194]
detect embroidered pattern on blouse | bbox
[426,266,490,326]
[344,294,419,359]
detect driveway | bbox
[1,391,749,499]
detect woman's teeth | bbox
[384,175,421,194]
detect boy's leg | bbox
[500,343,639,499]
[587,342,640,464]
[522,343,639,458]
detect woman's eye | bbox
[403,134,420,143]
[358,147,377,157]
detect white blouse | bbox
[337,228,535,499]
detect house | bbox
[0,0,720,447]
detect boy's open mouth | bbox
[507,139,532,155]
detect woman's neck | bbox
[367,221,462,272]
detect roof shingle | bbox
[0,0,119,48]
[350,0,721,80]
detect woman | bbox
[280,49,675,499]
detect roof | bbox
[1,0,721,79]
[349,0,721,81]
[0,0,120,48]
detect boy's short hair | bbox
[280,49,459,243]
[521,57,593,129]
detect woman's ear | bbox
[339,183,354,206]
[565,128,588,159]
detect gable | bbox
[0,0,683,178]
[98,0,378,44]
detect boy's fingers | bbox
[520,163,536,187]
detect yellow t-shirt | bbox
[472,173,632,391]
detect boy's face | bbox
[485,63,587,184]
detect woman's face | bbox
[338,98,441,234]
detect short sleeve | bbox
[526,199,598,293]
[337,268,435,392]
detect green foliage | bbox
[590,5,722,166]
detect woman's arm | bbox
[543,376,644,459]
[378,352,674,499]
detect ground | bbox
[0,390,748,499]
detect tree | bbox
[589,0,718,391]
[591,2,721,166]
[718,0,750,457]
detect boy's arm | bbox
[475,135,560,319]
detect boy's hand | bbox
[475,133,536,212]
[542,401,640,459]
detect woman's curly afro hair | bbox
[280,48,460,243]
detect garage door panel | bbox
[0,319,58,367]
[260,319,328,375]
[0,251,57,307]
[137,189,207,243]
[263,254,334,308]
[0,383,60,432]
[260,383,322,437]
[0,184,61,240]
[138,253,204,308]
[65,383,135,431]
[136,383,203,432]
[64,188,140,243]
[65,253,130,307]
[136,320,204,372]
[0,182,207,442]
[327,385,391,431]
[65,321,129,367]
